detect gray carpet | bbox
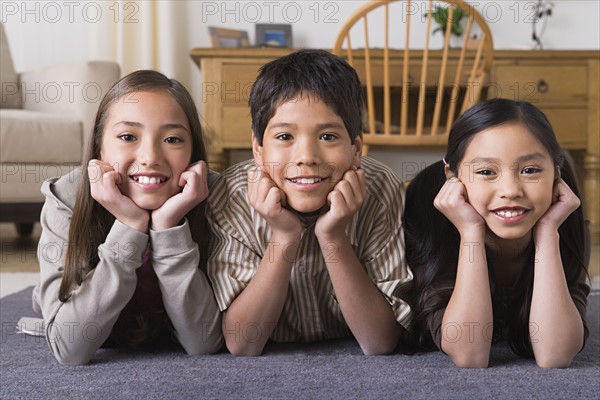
[1,287,598,399]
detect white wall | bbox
[3,1,599,73]
[2,0,599,176]
[188,0,600,49]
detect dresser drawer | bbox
[222,105,252,148]
[493,65,588,102]
[543,107,587,148]
[221,63,263,104]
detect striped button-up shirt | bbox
[207,157,412,343]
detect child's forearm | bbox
[530,230,584,368]
[441,233,492,368]
[38,221,145,365]
[222,232,299,356]
[320,234,400,355]
[160,266,223,355]
[151,223,223,354]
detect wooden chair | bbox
[333,0,493,153]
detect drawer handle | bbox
[537,79,549,93]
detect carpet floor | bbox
[1,287,598,399]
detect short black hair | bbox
[249,49,364,145]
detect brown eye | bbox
[118,134,136,142]
[276,133,293,141]
[165,136,183,144]
[522,167,541,175]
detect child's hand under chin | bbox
[88,159,149,232]
[315,167,366,241]
[533,178,581,239]
[434,176,485,237]
[151,161,209,231]
[247,166,302,238]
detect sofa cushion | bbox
[0,23,20,109]
[0,109,82,163]
[0,163,76,203]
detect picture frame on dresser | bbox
[255,24,293,48]
[208,27,250,48]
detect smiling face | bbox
[100,90,193,210]
[253,93,362,213]
[455,123,556,241]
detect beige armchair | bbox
[0,23,120,235]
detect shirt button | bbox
[298,264,306,273]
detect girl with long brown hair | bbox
[33,70,223,365]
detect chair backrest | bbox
[333,0,493,149]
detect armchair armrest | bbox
[20,61,120,158]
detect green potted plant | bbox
[427,5,467,37]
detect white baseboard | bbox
[0,272,38,298]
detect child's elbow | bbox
[225,339,265,357]
[53,350,92,366]
[182,335,224,356]
[49,341,93,365]
[533,341,581,368]
[451,356,489,369]
[535,353,574,369]
[360,340,398,356]
[448,351,489,369]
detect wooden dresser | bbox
[190,48,600,243]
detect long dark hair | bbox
[60,70,209,346]
[404,98,587,356]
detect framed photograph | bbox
[255,24,293,48]
[208,27,250,48]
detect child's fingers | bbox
[555,179,573,198]
[104,169,123,186]
[89,169,121,206]
[536,179,581,232]
[333,181,360,209]
[279,187,288,207]
[102,170,121,193]
[88,159,122,185]
[88,159,110,183]
[247,167,269,191]
[88,160,110,194]
[334,180,354,209]
[180,171,209,204]
[178,170,192,189]
[180,160,207,186]
[434,178,466,211]
[433,179,453,209]
[356,169,366,197]
[326,189,344,211]
[555,179,581,211]
[247,167,261,202]
[247,166,259,182]
[179,162,208,190]
[248,166,267,184]
[341,170,359,194]
[248,168,277,211]
[343,168,366,204]
[264,187,283,210]
[187,160,206,171]
[333,170,359,204]
[256,175,275,204]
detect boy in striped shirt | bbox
[207,49,412,356]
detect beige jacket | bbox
[32,168,223,365]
